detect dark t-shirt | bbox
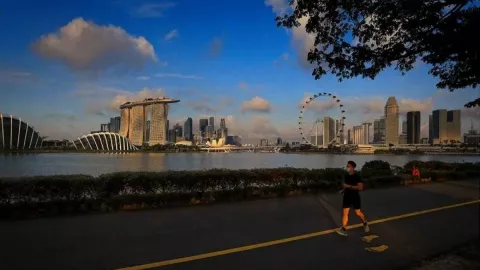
[344,172,363,197]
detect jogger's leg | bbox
[354,209,366,223]
[342,208,350,228]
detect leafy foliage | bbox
[1,160,479,219]
[275,0,479,107]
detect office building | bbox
[109,116,121,133]
[373,118,386,144]
[353,125,364,144]
[260,139,269,146]
[119,98,180,146]
[347,129,352,144]
[402,120,407,135]
[168,129,177,143]
[174,123,183,139]
[322,117,336,146]
[406,111,421,144]
[431,109,461,144]
[183,118,193,141]
[446,110,461,142]
[209,117,215,131]
[276,137,283,146]
[100,124,109,132]
[384,97,399,145]
[363,122,372,144]
[428,115,433,144]
[199,119,208,137]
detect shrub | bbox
[0,160,475,219]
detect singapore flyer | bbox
[298,93,346,146]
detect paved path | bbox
[0,180,479,270]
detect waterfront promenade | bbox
[0,179,478,270]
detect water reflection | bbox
[0,152,479,177]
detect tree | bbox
[275,0,479,107]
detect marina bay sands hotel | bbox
[119,97,180,146]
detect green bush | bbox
[0,160,477,219]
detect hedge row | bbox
[0,160,479,219]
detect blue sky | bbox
[0,0,478,141]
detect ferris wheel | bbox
[298,93,346,146]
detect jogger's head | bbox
[346,160,356,173]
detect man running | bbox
[336,160,369,236]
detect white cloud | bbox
[133,3,175,18]
[164,29,179,41]
[136,76,150,80]
[32,18,157,74]
[155,73,202,79]
[266,1,318,69]
[241,96,272,113]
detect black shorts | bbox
[342,194,361,210]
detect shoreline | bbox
[1,150,479,156]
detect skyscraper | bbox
[323,117,336,146]
[402,120,407,135]
[209,117,215,130]
[384,97,399,145]
[373,118,386,144]
[184,117,193,141]
[446,110,461,142]
[109,116,121,133]
[406,111,421,144]
[174,123,183,138]
[428,115,433,144]
[199,119,208,137]
[220,118,226,129]
[119,98,179,146]
[432,109,447,144]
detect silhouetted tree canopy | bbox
[275,0,479,107]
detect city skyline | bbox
[0,1,478,142]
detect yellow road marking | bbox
[116,199,480,270]
[361,235,379,243]
[365,245,389,252]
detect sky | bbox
[0,0,479,142]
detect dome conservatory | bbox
[0,114,42,150]
[72,132,138,151]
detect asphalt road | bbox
[0,180,478,270]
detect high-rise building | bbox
[446,110,461,142]
[260,139,269,146]
[276,137,283,146]
[109,116,121,133]
[168,129,177,143]
[428,115,433,144]
[430,109,461,144]
[183,118,193,141]
[347,129,351,144]
[119,98,179,146]
[100,124,109,132]
[199,119,208,137]
[353,125,364,144]
[220,118,226,129]
[406,111,421,144]
[361,122,371,144]
[373,117,386,144]
[209,117,215,131]
[174,123,183,139]
[322,117,336,146]
[402,120,407,135]
[384,97,399,145]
